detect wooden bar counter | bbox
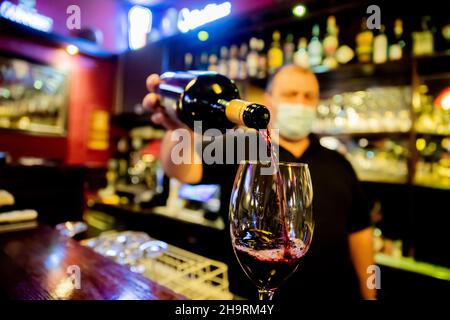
[0,225,185,300]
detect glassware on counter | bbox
[82,231,168,274]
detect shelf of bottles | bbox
[413,79,450,190]
[179,13,450,188]
[414,136,450,190]
[181,15,450,81]
[0,56,68,135]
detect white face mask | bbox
[273,103,317,141]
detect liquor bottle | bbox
[355,18,374,63]
[308,24,323,67]
[373,25,388,64]
[199,52,209,70]
[184,52,193,70]
[228,45,240,80]
[238,43,248,80]
[247,37,259,78]
[158,71,270,132]
[413,16,434,56]
[323,16,339,69]
[283,33,295,65]
[208,54,218,72]
[218,46,229,76]
[268,31,284,74]
[257,39,267,79]
[389,19,406,61]
[293,37,309,69]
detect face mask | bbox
[273,103,317,141]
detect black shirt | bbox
[200,133,372,299]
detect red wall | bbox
[0,33,117,166]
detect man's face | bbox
[264,67,320,125]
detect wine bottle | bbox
[228,45,240,80]
[308,24,323,67]
[389,19,405,61]
[356,18,374,63]
[257,39,267,79]
[413,16,434,56]
[208,54,218,72]
[238,43,248,80]
[158,71,270,132]
[294,37,310,69]
[323,16,339,69]
[283,33,295,65]
[268,31,284,74]
[373,25,388,64]
[199,52,209,70]
[218,46,229,76]
[247,37,259,78]
[184,52,193,70]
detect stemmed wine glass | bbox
[229,161,314,300]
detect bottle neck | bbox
[220,99,270,129]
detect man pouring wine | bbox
[143,65,376,300]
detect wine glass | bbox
[229,161,314,300]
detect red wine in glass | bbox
[230,147,314,300]
[234,229,309,291]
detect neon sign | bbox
[177,2,231,33]
[0,1,53,32]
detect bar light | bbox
[0,0,53,32]
[128,5,152,50]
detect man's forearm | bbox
[348,227,377,299]
[159,129,203,184]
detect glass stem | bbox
[258,289,275,300]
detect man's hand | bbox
[142,74,185,131]
[142,73,203,184]
[348,227,377,300]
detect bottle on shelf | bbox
[158,71,270,132]
[412,16,434,56]
[184,52,193,70]
[323,16,339,69]
[268,31,284,74]
[247,37,259,78]
[228,45,240,80]
[208,54,218,72]
[355,18,374,63]
[389,19,406,61]
[238,43,248,80]
[373,25,388,64]
[294,37,310,69]
[256,39,267,79]
[308,24,323,67]
[199,52,209,70]
[218,46,229,76]
[283,33,295,65]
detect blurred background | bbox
[0,0,449,299]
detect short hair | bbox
[265,64,315,94]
